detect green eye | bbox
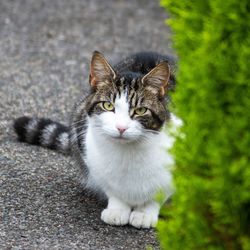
[102,101,114,111]
[134,107,147,116]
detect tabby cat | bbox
[14,51,178,228]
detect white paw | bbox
[101,208,130,226]
[129,211,158,229]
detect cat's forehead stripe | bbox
[130,89,140,107]
[138,96,144,106]
[130,78,136,89]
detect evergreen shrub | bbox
[158,1,250,249]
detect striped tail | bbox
[13,116,70,153]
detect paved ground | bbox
[0,0,172,249]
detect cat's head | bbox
[86,51,171,143]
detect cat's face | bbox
[86,51,170,142]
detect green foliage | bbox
[158,0,250,249]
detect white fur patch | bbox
[85,123,174,206]
[41,124,57,146]
[57,132,69,151]
[25,118,38,143]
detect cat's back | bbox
[114,51,176,75]
[114,52,176,90]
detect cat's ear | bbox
[89,51,116,87]
[142,62,170,96]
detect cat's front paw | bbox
[101,208,130,226]
[129,211,158,229]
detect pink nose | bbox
[117,126,128,134]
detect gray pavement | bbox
[0,0,172,249]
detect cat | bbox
[13,51,179,229]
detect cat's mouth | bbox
[111,135,129,140]
[109,134,132,142]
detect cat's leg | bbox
[129,201,160,229]
[101,197,131,226]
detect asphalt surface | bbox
[0,0,172,249]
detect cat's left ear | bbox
[89,51,116,87]
[142,62,170,96]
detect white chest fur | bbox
[84,122,174,206]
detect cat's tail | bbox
[13,116,70,154]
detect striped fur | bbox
[14,116,70,153]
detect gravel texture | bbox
[0,0,172,249]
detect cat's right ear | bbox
[89,51,116,87]
[142,61,170,96]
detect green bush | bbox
[158,1,250,249]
